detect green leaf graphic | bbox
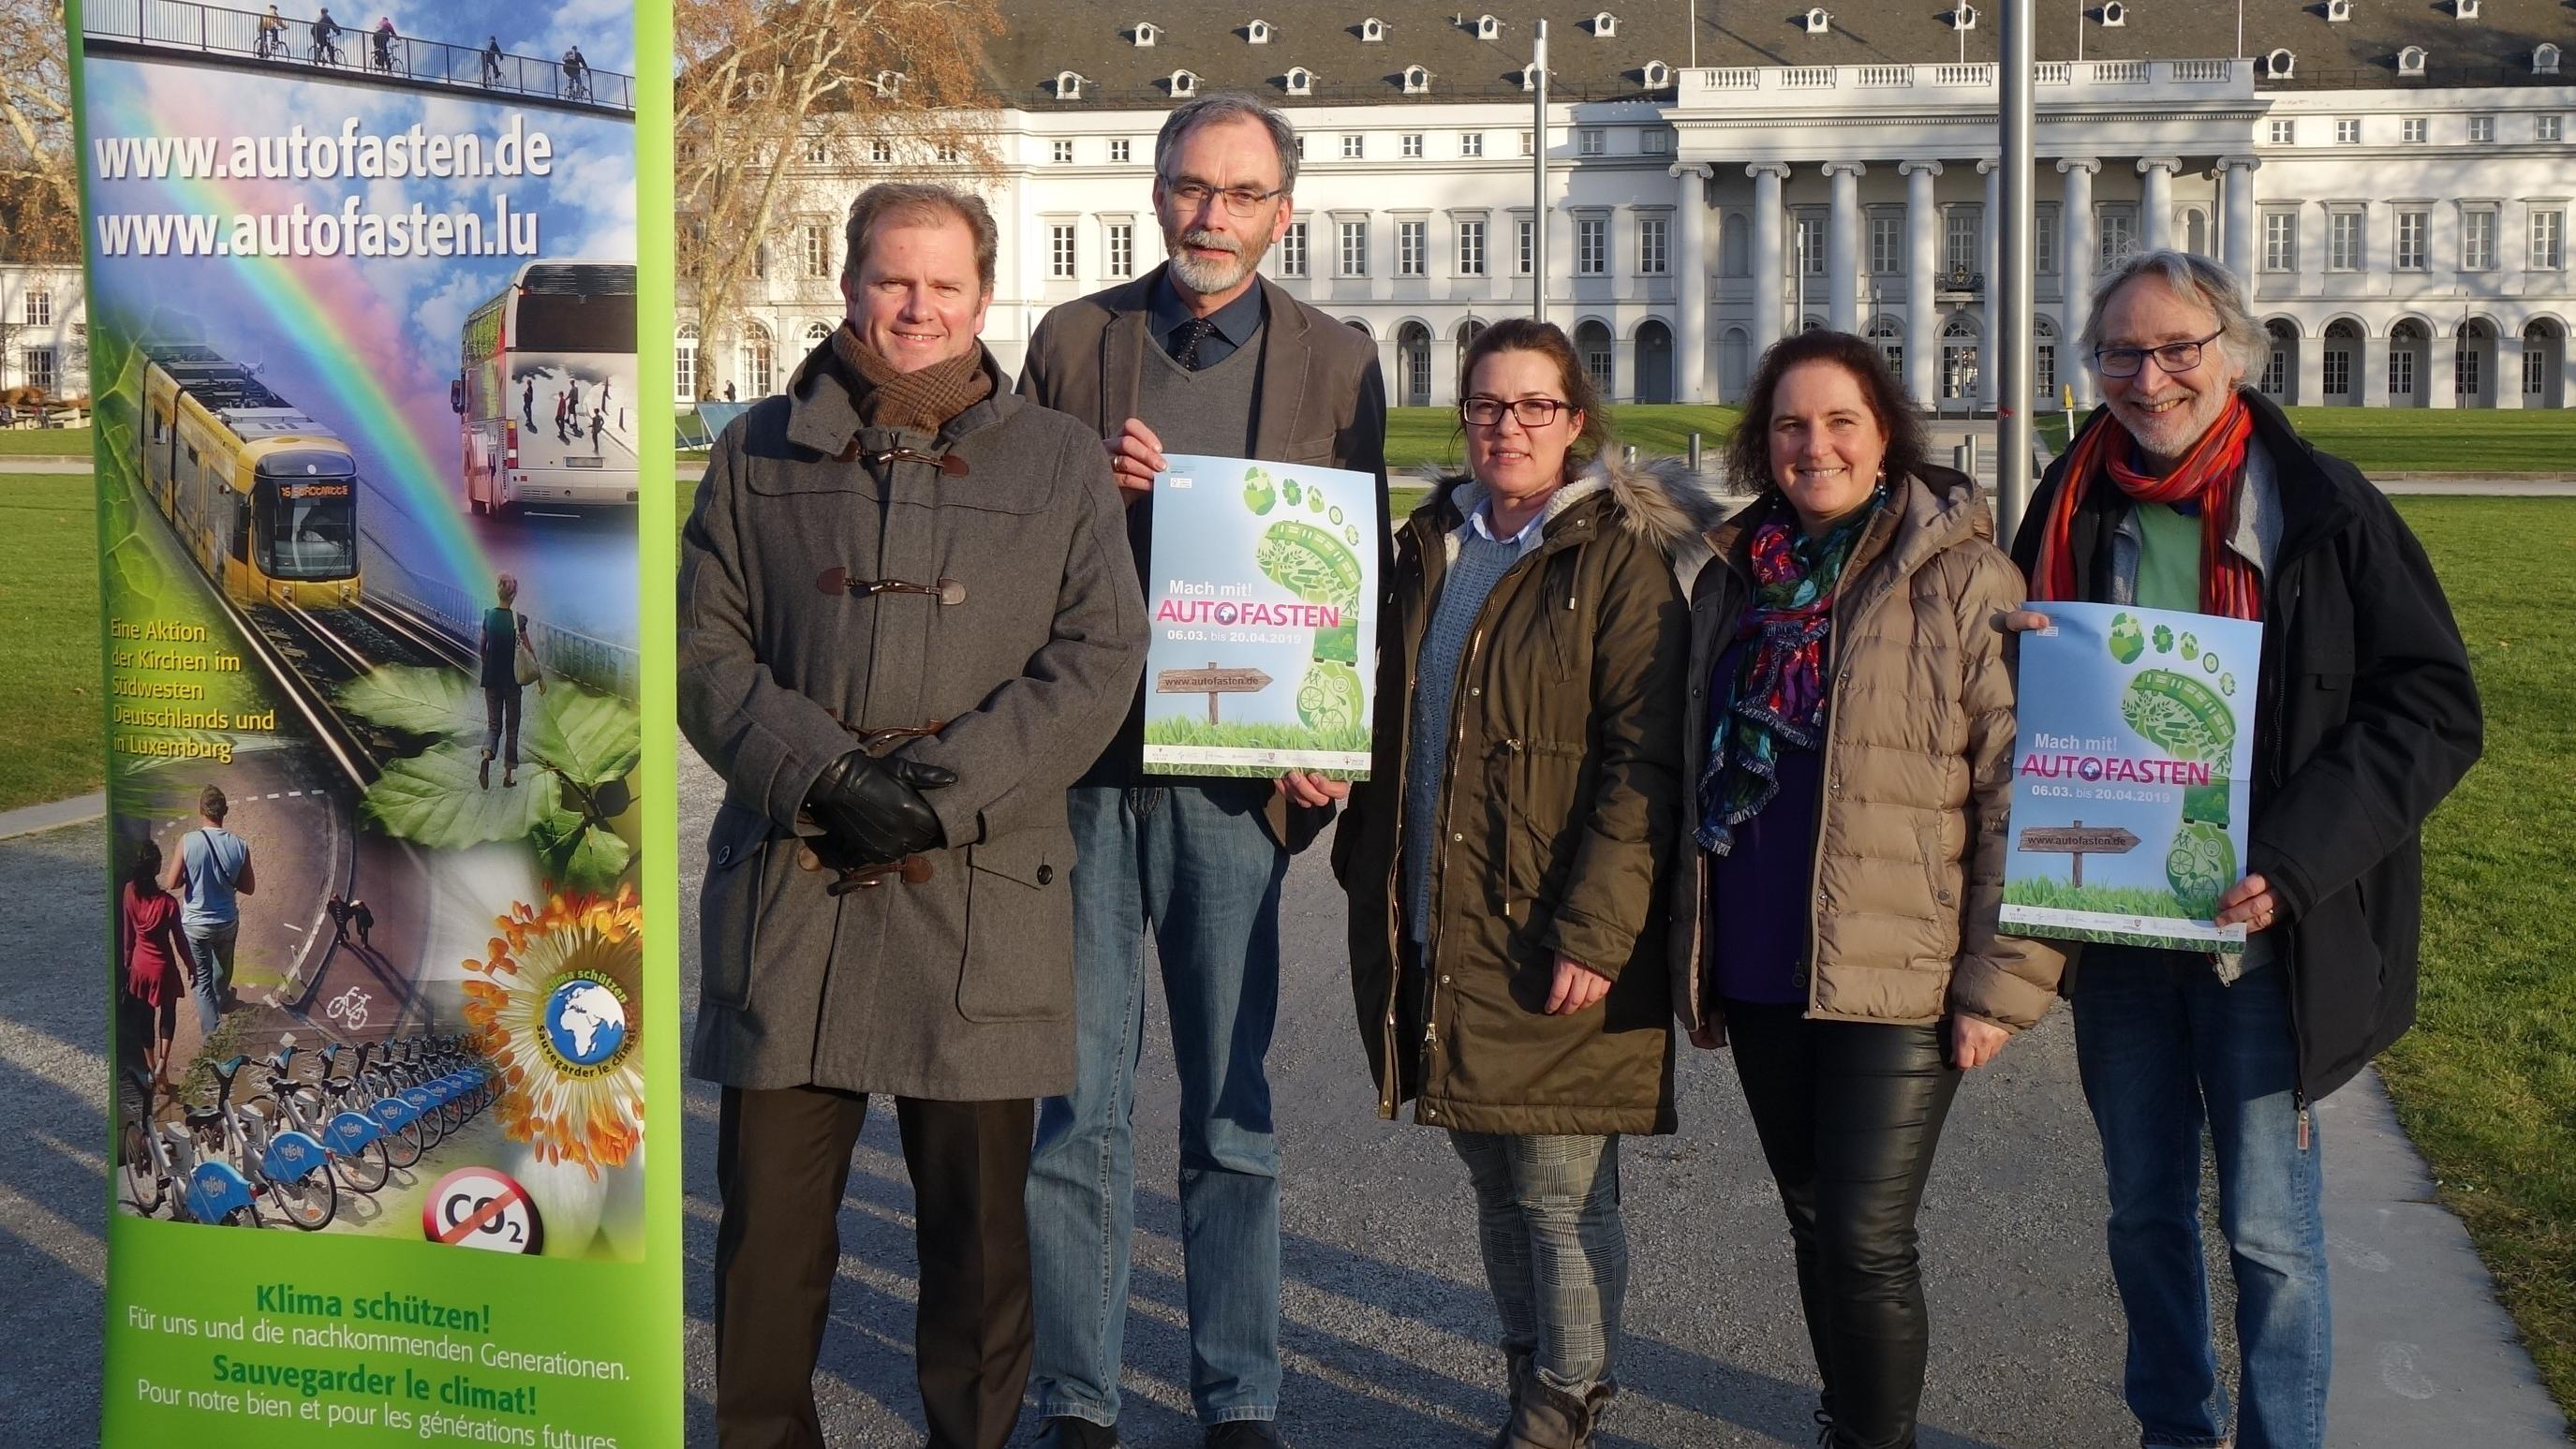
[337,665,484,739]
[362,742,564,849]
[523,686,643,786]
[531,807,633,892]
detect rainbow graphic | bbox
[85,64,504,595]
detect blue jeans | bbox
[1027,781,1287,1427]
[182,920,237,1040]
[2072,947,2329,1449]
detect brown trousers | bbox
[713,1085,1036,1449]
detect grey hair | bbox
[2080,249,2264,378]
[1154,94,1300,196]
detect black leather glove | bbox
[805,751,955,865]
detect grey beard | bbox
[1166,233,1265,295]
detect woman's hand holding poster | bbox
[2002,601,2261,953]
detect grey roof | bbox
[978,0,2574,106]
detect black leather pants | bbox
[1725,1002,1962,1449]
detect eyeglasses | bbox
[1161,177,1286,218]
[1460,396,1572,429]
[2093,330,2223,379]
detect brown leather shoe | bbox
[1488,1377,1611,1449]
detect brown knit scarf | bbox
[827,320,993,432]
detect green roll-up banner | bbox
[72,2,680,1443]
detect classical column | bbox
[2495,331,2524,409]
[1977,158,2000,409]
[1901,160,1943,410]
[1750,162,1789,348]
[1671,162,1714,403]
[2137,156,2181,253]
[2296,327,2324,407]
[2362,331,2391,407]
[2058,157,2102,407]
[2218,155,2261,284]
[1824,161,1866,334]
[2428,321,2457,409]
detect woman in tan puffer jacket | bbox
[1670,331,2065,1449]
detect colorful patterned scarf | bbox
[1695,484,1886,855]
[2033,390,2263,621]
[828,320,994,433]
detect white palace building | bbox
[692,0,2575,413]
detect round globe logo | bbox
[541,975,629,1077]
[1214,601,1240,626]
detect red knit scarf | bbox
[2035,391,2262,621]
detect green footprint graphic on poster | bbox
[2118,659,2240,917]
[1251,511,1365,731]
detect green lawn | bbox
[0,425,92,456]
[2035,406,2575,472]
[1386,402,1741,476]
[0,474,104,810]
[2378,496,2576,1412]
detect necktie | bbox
[1175,318,1216,372]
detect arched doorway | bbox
[2322,319,2361,406]
[2184,209,2208,256]
[1574,320,1614,399]
[2455,319,2495,407]
[1397,321,1433,407]
[1455,318,1488,392]
[740,321,775,399]
[1720,327,1751,401]
[1865,315,1903,385]
[1941,317,1980,404]
[2388,320,2428,407]
[676,322,700,401]
[1343,318,1371,338]
[2524,319,2568,407]
[1635,320,1674,404]
[2260,319,2299,405]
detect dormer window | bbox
[2263,48,2295,77]
[1052,70,1085,99]
[1247,18,1271,42]
[2325,0,2350,18]
[1360,16,1384,41]
[1170,68,1198,96]
[2100,2,2125,26]
[870,69,905,96]
[2397,45,2426,75]
[2455,0,2479,17]
[1803,7,1831,35]
[2538,42,2562,74]
[1642,59,1670,86]
[1951,4,1977,28]
[1133,21,1157,47]
[1402,64,1430,93]
[1519,65,1539,90]
[1474,13,1501,38]
[1285,66,1313,95]
[1592,10,1618,36]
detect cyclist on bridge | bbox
[372,15,397,70]
[310,7,343,64]
[561,44,589,98]
[257,5,286,58]
[481,35,505,86]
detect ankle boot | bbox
[1488,1376,1612,1449]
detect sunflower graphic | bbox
[463,885,645,1176]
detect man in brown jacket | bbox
[1014,94,1386,1449]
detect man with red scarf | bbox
[2009,251,2480,1449]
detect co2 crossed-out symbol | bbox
[422,1165,544,1253]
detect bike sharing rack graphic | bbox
[76,2,680,1444]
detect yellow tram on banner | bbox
[140,343,362,609]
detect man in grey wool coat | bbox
[679,181,1147,1449]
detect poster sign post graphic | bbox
[72,1,680,1443]
[1142,454,1379,779]
[2000,600,2262,954]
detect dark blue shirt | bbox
[1148,271,1265,370]
[1708,637,1828,1006]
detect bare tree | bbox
[675,0,1004,395]
[0,0,78,264]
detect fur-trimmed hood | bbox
[1418,451,1735,590]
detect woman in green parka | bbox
[1332,318,1720,1449]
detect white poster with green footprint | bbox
[1140,454,1381,778]
[2000,601,2262,952]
